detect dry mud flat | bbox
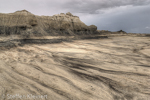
[0,35,150,100]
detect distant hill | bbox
[0,10,97,37]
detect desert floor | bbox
[0,35,150,100]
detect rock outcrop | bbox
[0,10,97,36]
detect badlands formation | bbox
[0,10,97,36]
[0,10,150,100]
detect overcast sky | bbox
[0,0,150,33]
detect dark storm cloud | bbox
[81,4,150,33]
[61,0,150,14]
[1,0,150,15]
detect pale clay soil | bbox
[0,35,150,100]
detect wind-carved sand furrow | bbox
[60,57,150,88]
[0,65,43,99]
[70,67,150,95]
[0,61,45,94]
[20,60,93,96]
[0,36,150,100]
[49,52,150,96]
[7,62,97,100]
[70,70,124,93]
[0,63,69,100]
[16,70,76,99]
[3,71,38,95]
[58,57,150,77]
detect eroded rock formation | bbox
[0,10,97,36]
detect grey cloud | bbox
[61,0,150,14]
[81,4,150,33]
[1,0,150,15]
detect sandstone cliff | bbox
[0,10,97,36]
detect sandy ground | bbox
[0,35,150,100]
